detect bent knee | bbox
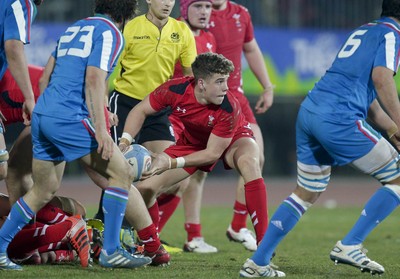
[237,155,260,171]
[297,161,331,193]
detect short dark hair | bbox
[381,0,400,20]
[192,53,234,81]
[94,0,138,24]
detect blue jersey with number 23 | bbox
[34,15,124,121]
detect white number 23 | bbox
[57,26,94,58]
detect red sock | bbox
[230,201,248,232]
[184,223,202,242]
[137,224,161,253]
[9,221,71,255]
[38,242,69,253]
[148,202,160,230]
[36,203,69,224]
[157,193,181,232]
[244,178,268,244]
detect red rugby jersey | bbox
[208,1,254,91]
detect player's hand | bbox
[141,153,170,179]
[108,112,119,127]
[22,99,35,125]
[96,130,114,160]
[254,88,273,114]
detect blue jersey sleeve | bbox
[88,20,124,76]
[373,30,400,73]
[3,0,34,44]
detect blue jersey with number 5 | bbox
[34,15,123,120]
[302,17,400,121]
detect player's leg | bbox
[5,126,33,205]
[182,170,218,253]
[93,91,133,221]
[224,136,268,246]
[0,127,8,182]
[227,123,264,251]
[240,107,332,277]
[80,145,152,268]
[0,158,65,270]
[124,184,171,266]
[329,136,400,275]
[228,92,264,251]
[136,166,190,224]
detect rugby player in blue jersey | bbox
[240,0,400,277]
[0,0,152,270]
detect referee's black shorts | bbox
[109,90,175,144]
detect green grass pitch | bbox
[2,206,399,278]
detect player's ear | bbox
[199,79,204,90]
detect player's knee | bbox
[113,163,135,188]
[258,152,265,169]
[237,154,259,171]
[383,184,400,201]
[297,162,331,193]
[125,163,136,185]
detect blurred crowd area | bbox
[36,0,381,29]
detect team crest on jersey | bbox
[207,115,215,127]
[171,32,180,42]
[233,14,242,30]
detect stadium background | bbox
[3,0,387,179]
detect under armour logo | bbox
[176,107,186,113]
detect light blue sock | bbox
[0,198,34,253]
[342,187,400,245]
[252,195,308,266]
[102,187,129,254]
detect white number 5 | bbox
[58,25,94,58]
[338,30,367,58]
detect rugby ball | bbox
[123,144,152,182]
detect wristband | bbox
[176,157,185,168]
[120,132,133,145]
[264,84,275,91]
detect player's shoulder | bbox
[219,92,239,114]
[166,77,193,95]
[230,1,250,14]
